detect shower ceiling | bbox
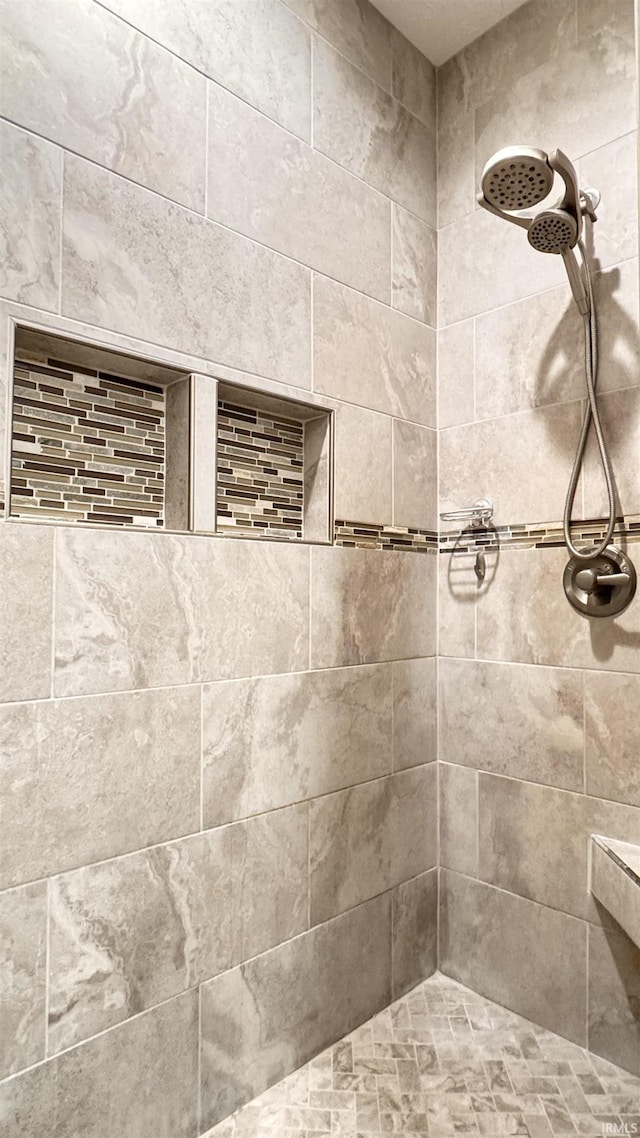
[369,0,530,64]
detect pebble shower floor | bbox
[205,973,640,1138]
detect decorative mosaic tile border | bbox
[10,357,164,526]
[334,520,438,551]
[217,400,304,540]
[439,514,640,552]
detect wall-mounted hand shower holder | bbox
[440,497,493,529]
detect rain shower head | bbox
[477,145,599,316]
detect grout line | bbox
[50,527,57,699]
[203,81,209,218]
[199,684,204,832]
[310,33,314,149]
[582,670,587,796]
[307,800,311,931]
[57,149,64,315]
[44,877,51,1058]
[196,984,202,1131]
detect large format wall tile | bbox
[102,0,311,140]
[200,893,391,1128]
[477,773,640,922]
[440,869,588,1046]
[439,763,478,878]
[439,207,565,326]
[0,687,200,890]
[392,420,437,530]
[203,665,392,826]
[0,883,47,1079]
[0,122,61,311]
[313,39,436,225]
[437,320,474,428]
[439,659,584,791]
[390,28,436,132]
[437,0,577,132]
[438,550,477,659]
[474,17,637,194]
[578,131,639,270]
[284,0,391,89]
[48,805,307,1053]
[440,399,583,527]
[391,868,437,999]
[437,112,474,229]
[54,528,309,696]
[474,285,584,420]
[585,672,640,807]
[588,923,640,1077]
[309,765,437,923]
[0,990,198,1138]
[310,546,436,669]
[584,387,640,517]
[334,403,392,523]
[392,657,437,771]
[61,155,311,387]
[0,523,53,702]
[207,82,390,302]
[392,207,436,326]
[0,0,206,210]
[313,275,436,425]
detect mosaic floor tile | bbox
[204,973,640,1138]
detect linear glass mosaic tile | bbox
[217,400,304,539]
[334,519,439,551]
[10,356,165,527]
[439,515,640,553]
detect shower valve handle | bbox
[574,568,630,592]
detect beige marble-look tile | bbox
[438,549,477,659]
[309,765,437,924]
[439,207,565,327]
[392,657,437,772]
[0,523,53,702]
[590,839,640,951]
[284,0,392,89]
[0,989,198,1138]
[578,132,639,271]
[391,868,437,999]
[437,0,577,132]
[313,275,436,425]
[61,154,310,388]
[203,664,392,827]
[102,0,311,140]
[0,687,200,890]
[588,923,640,1077]
[587,544,640,676]
[54,528,309,696]
[474,285,584,420]
[439,659,584,791]
[206,82,390,302]
[584,386,640,517]
[477,773,640,922]
[313,39,436,225]
[310,546,436,669]
[48,804,308,1053]
[334,403,392,524]
[440,869,588,1046]
[585,672,640,807]
[0,0,206,210]
[392,419,437,531]
[439,401,583,527]
[593,258,640,395]
[474,17,636,193]
[390,28,436,132]
[475,546,591,669]
[0,882,47,1079]
[438,320,475,429]
[0,122,61,311]
[437,111,475,229]
[440,763,479,878]
[392,206,437,327]
[200,892,391,1129]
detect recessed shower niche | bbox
[7,325,333,542]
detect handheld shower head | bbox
[481,145,554,212]
[477,145,596,315]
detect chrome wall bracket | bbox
[440,497,493,529]
[563,545,637,618]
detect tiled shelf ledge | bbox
[590,835,640,950]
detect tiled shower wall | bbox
[437,0,640,1076]
[0,1,437,1135]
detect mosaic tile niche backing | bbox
[217,400,304,538]
[11,356,165,526]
